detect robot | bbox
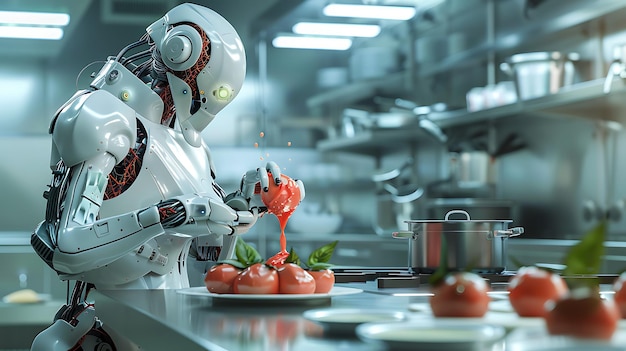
[29,3,304,350]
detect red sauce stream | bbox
[263,173,300,267]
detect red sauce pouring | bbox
[262,173,301,266]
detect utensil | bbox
[372,159,424,236]
[500,51,580,100]
[393,209,523,273]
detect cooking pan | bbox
[393,210,524,273]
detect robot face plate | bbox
[147,3,246,146]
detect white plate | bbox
[356,320,506,351]
[407,302,544,329]
[177,286,362,305]
[506,327,626,351]
[303,308,408,335]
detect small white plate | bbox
[177,286,362,305]
[356,320,506,351]
[506,327,626,351]
[303,308,408,335]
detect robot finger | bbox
[236,207,258,225]
[266,161,281,184]
[258,167,270,192]
[295,179,306,201]
[206,222,235,236]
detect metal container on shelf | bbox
[500,51,580,100]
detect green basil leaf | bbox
[307,241,338,267]
[285,247,301,266]
[563,221,606,286]
[234,237,262,266]
[309,262,334,271]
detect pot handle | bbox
[392,231,417,240]
[494,227,524,238]
[444,209,471,221]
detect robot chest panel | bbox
[101,124,216,214]
[147,132,215,196]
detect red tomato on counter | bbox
[308,269,335,294]
[508,266,568,317]
[232,263,280,294]
[204,263,241,294]
[277,263,316,294]
[429,272,490,318]
[612,272,626,318]
[545,288,619,340]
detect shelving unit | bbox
[307,1,626,157]
[316,77,626,155]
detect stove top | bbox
[333,267,619,290]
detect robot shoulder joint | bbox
[52,90,137,167]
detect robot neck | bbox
[90,59,165,125]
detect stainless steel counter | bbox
[91,282,626,351]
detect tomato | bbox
[261,173,301,217]
[508,266,568,317]
[232,263,280,294]
[204,263,241,294]
[612,272,626,318]
[277,263,316,294]
[308,269,335,294]
[545,287,619,340]
[429,272,490,318]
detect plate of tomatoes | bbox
[177,286,362,305]
[180,238,362,305]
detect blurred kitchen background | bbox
[4,0,626,310]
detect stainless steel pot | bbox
[500,51,580,100]
[393,210,523,273]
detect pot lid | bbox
[505,51,580,64]
[404,209,513,224]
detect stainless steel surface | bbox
[90,280,625,351]
[394,210,523,273]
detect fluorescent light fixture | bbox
[323,4,416,20]
[0,26,64,40]
[0,11,70,26]
[293,22,381,38]
[272,35,352,50]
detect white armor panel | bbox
[52,90,136,167]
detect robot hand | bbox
[160,194,259,236]
[228,161,305,211]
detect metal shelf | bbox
[316,126,437,156]
[317,78,626,155]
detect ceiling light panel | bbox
[323,4,417,20]
[272,35,353,50]
[292,22,381,38]
[0,11,70,26]
[0,26,64,40]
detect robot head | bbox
[147,3,246,146]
